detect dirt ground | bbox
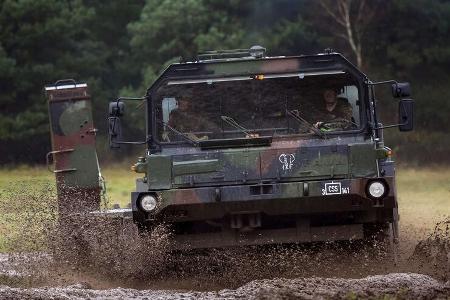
[0,168,449,299]
[0,273,448,299]
[0,216,448,300]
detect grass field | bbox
[396,168,450,243]
[0,165,449,252]
[0,165,139,208]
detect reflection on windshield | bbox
[155,73,360,143]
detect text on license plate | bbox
[321,182,350,196]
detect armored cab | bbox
[108,47,413,249]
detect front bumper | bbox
[132,177,397,224]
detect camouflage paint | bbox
[45,82,100,214]
[138,138,391,212]
[129,51,401,248]
[159,53,350,81]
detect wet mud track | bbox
[0,184,449,299]
[0,231,449,300]
[0,273,449,299]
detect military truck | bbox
[46,46,413,249]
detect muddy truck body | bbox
[45,47,414,249]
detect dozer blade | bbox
[45,79,101,214]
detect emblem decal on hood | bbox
[279,153,295,170]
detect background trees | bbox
[0,0,448,164]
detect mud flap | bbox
[45,80,101,214]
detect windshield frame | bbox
[148,68,369,148]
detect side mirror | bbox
[392,82,411,98]
[109,101,125,117]
[108,117,122,148]
[398,99,414,132]
[108,101,124,148]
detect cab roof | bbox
[147,49,367,94]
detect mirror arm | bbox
[110,96,147,117]
[374,121,408,130]
[373,101,409,130]
[112,140,148,145]
[115,96,147,102]
[109,128,149,145]
[375,102,409,130]
[108,95,149,147]
[367,80,398,86]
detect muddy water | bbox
[0,184,449,299]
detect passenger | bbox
[314,88,353,130]
[167,96,216,141]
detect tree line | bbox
[0,0,449,164]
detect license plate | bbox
[321,182,350,196]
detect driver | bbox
[314,88,353,130]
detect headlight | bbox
[140,195,157,212]
[367,181,386,198]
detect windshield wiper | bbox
[287,109,326,139]
[221,115,252,137]
[158,120,199,146]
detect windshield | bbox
[154,72,362,143]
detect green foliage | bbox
[385,0,450,73]
[0,0,143,162]
[0,0,94,137]
[366,0,450,134]
[127,0,253,91]
[0,0,448,163]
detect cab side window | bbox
[340,85,360,126]
[162,97,177,123]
